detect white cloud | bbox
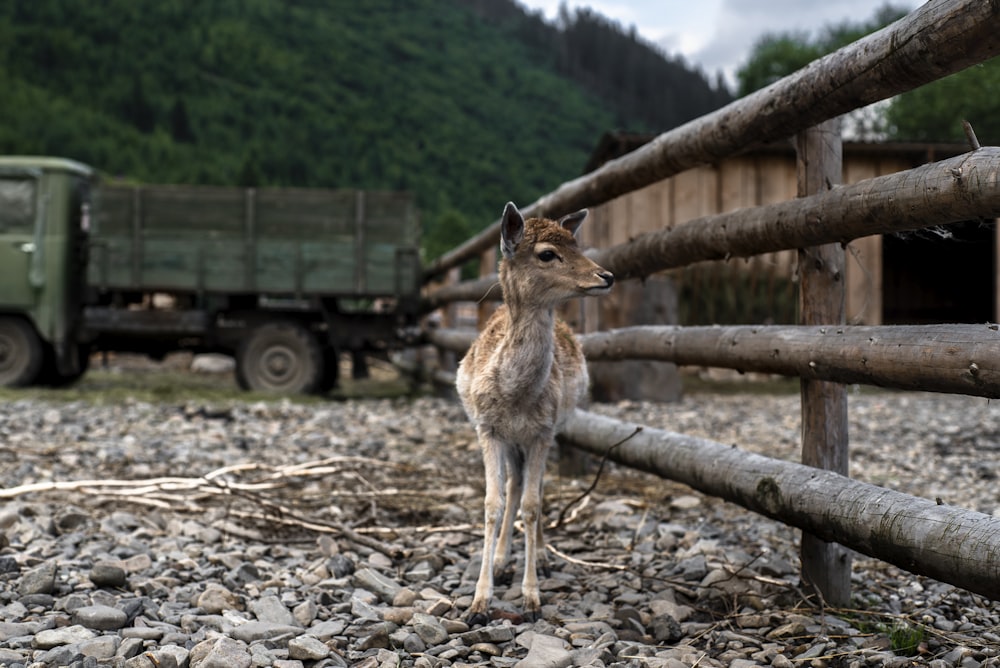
[518,0,922,87]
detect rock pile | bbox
[1,390,998,667]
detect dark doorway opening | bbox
[882,220,995,324]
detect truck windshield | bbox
[0,178,36,234]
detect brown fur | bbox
[456,202,613,624]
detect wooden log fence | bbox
[422,148,1000,311]
[419,0,1000,605]
[559,410,1000,602]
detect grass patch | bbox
[0,356,418,406]
[681,374,801,396]
[843,609,927,657]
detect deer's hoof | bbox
[466,610,491,627]
[494,566,515,586]
[522,607,542,623]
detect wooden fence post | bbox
[797,119,852,606]
[477,246,498,329]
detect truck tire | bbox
[0,316,44,387]
[236,321,323,394]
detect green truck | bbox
[0,156,421,393]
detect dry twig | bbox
[0,455,425,558]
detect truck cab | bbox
[0,157,93,386]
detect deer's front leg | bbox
[468,434,506,625]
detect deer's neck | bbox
[497,300,556,399]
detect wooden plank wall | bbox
[580,150,916,330]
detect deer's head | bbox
[498,201,614,308]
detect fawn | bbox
[456,201,614,624]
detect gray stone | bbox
[34,645,85,667]
[18,561,56,596]
[515,633,573,668]
[0,648,27,665]
[357,623,392,650]
[32,624,97,648]
[729,660,758,668]
[403,632,427,653]
[191,636,250,668]
[158,645,190,667]
[651,614,683,643]
[287,634,330,660]
[250,594,297,626]
[353,568,403,603]
[90,561,128,588]
[73,604,129,630]
[771,655,794,668]
[229,621,302,643]
[460,625,516,645]
[0,621,40,642]
[196,582,240,614]
[411,612,449,645]
[79,633,121,659]
[292,599,318,627]
[350,592,382,620]
[307,619,347,640]
[116,636,146,660]
[191,354,235,373]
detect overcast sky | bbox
[517,1,923,87]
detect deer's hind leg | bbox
[519,437,551,621]
[492,447,524,584]
[534,468,551,578]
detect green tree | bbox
[238,150,262,188]
[885,59,1000,142]
[736,4,908,97]
[168,98,196,144]
[123,74,157,134]
[735,32,819,97]
[2,0,733,263]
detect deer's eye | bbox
[537,249,558,262]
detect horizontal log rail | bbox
[422,148,1000,309]
[561,409,1000,601]
[426,323,1000,398]
[423,0,1000,280]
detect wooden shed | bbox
[578,133,997,329]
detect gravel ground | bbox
[1,370,999,667]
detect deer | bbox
[456,201,614,625]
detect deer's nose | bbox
[599,271,614,288]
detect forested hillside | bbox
[0,0,730,258]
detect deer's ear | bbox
[558,208,588,236]
[500,201,524,259]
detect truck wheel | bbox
[0,317,44,387]
[237,321,323,394]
